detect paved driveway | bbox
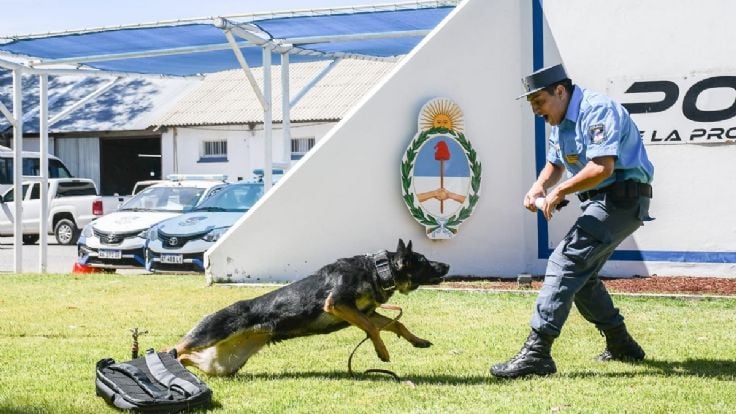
[0,237,148,275]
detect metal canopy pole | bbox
[0,100,13,124]
[222,27,275,187]
[285,29,431,45]
[281,51,291,166]
[39,74,49,273]
[12,69,23,273]
[0,57,196,80]
[223,30,267,110]
[220,19,397,63]
[262,47,273,191]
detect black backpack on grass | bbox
[95,349,212,413]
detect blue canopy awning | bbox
[0,3,457,76]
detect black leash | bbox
[347,304,403,382]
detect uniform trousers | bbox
[530,193,652,337]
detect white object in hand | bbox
[534,197,546,210]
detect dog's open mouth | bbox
[432,264,450,284]
[427,272,448,285]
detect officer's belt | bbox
[578,179,652,202]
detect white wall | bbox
[206,0,532,282]
[16,137,58,155]
[160,122,336,181]
[55,137,101,188]
[543,0,736,276]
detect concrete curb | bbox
[421,286,736,300]
[215,282,735,300]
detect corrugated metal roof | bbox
[153,59,396,127]
[0,70,198,134]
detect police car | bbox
[144,180,265,273]
[77,175,228,270]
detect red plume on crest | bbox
[434,140,450,161]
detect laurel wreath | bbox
[401,126,482,234]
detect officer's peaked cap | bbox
[517,64,568,100]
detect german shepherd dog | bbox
[171,239,449,376]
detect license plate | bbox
[160,254,183,264]
[98,249,122,259]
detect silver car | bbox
[145,181,264,273]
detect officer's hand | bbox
[524,184,545,212]
[542,188,565,220]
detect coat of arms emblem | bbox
[401,98,481,239]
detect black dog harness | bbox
[369,250,396,302]
[347,251,405,382]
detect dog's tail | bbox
[179,301,265,350]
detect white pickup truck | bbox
[0,178,120,245]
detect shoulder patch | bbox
[589,123,606,144]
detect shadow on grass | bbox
[0,406,33,414]
[642,358,736,380]
[233,358,736,384]
[234,370,492,385]
[0,401,221,414]
[560,358,736,381]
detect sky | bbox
[0,0,401,37]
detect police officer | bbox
[490,64,655,379]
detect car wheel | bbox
[22,235,40,245]
[54,219,79,245]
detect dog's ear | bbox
[395,239,414,270]
[396,239,408,269]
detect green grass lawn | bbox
[0,274,734,414]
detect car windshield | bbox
[194,183,264,212]
[119,186,205,212]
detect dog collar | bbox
[369,250,396,300]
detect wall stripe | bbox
[532,0,551,258]
[610,250,736,263]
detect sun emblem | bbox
[402,98,481,239]
[419,98,464,133]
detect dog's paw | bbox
[412,338,433,348]
[376,348,391,362]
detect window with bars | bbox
[199,140,228,162]
[291,137,315,160]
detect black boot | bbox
[596,323,645,362]
[490,330,556,379]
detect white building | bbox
[154,60,396,180]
